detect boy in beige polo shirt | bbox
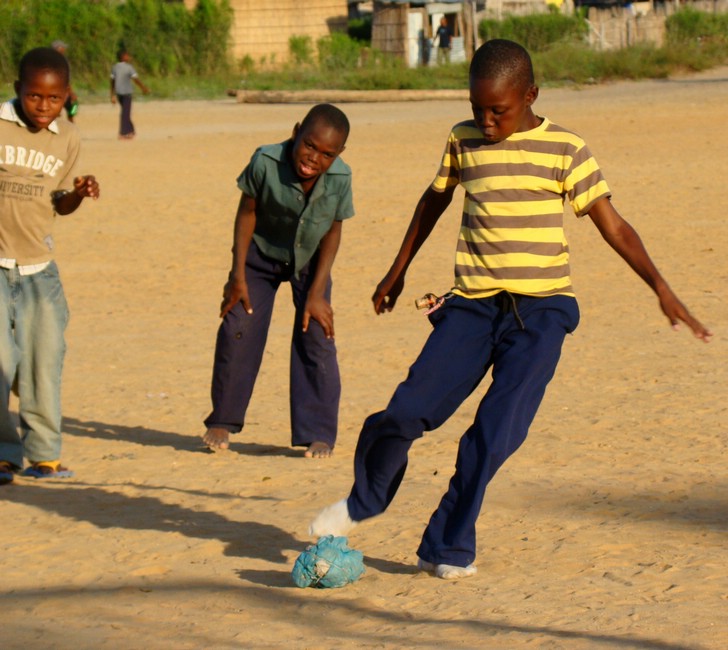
[0,47,100,484]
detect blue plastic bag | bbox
[292,535,365,588]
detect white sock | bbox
[309,499,357,538]
[417,558,477,580]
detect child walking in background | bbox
[110,48,149,140]
[203,104,354,459]
[310,40,711,578]
[0,47,100,485]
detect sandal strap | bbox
[32,461,62,472]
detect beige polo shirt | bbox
[0,99,80,267]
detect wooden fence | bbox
[483,0,728,50]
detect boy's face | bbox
[14,68,69,132]
[469,74,539,144]
[290,120,346,182]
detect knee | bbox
[361,409,424,444]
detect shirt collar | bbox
[0,99,61,134]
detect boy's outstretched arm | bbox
[302,220,342,338]
[588,197,712,342]
[220,194,256,318]
[134,77,150,95]
[373,186,454,314]
[52,175,100,215]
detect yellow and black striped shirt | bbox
[432,117,610,298]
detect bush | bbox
[0,0,232,89]
[532,42,601,84]
[289,35,314,65]
[348,15,373,43]
[666,7,728,45]
[317,32,361,71]
[479,12,588,52]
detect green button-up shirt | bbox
[237,140,354,274]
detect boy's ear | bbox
[525,84,539,106]
[292,122,301,139]
[14,80,21,97]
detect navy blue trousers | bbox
[346,292,579,567]
[116,94,134,136]
[205,243,340,447]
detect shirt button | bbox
[297,195,303,202]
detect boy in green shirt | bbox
[203,104,354,458]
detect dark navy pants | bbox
[346,292,579,567]
[205,242,340,447]
[116,94,134,136]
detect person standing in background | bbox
[110,48,150,140]
[433,17,452,66]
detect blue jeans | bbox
[346,293,580,567]
[0,262,69,468]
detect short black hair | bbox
[470,39,534,91]
[300,103,350,142]
[18,47,70,85]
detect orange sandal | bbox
[0,461,15,485]
[22,461,74,479]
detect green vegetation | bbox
[0,0,233,99]
[479,9,588,52]
[532,9,728,85]
[1,3,726,102]
[243,9,728,92]
[347,15,373,43]
[666,6,728,44]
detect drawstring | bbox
[416,290,526,330]
[497,291,525,330]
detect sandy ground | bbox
[1,67,727,649]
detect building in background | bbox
[371,1,476,68]
[183,0,349,65]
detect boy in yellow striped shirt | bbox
[310,39,711,579]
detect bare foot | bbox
[304,441,333,458]
[202,427,230,451]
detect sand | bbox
[1,68,726,649]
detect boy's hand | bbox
[220,277,252,318]
[658,288,712,342]
[303,295,334,338]
[74,175,100,200]
[372,272,405,314]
